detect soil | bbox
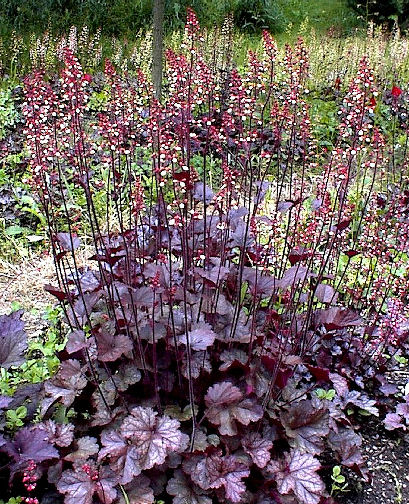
[337,420,409,504]
[337,367,409,504]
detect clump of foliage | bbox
[0,0,286,37]
[0,89,18,139]
[1,9,409,504]
[348,0,409,28]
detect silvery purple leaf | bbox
[328,428,363,467]
[384,413,405,431]
[396,400,409,419]
[120,407,189,470]
[57,463,117,504]
[38,420,74,447]
[314,284,337,304]
[190,452,250,503]
[64,436,99,462]
[65,330,89,354]
[41,359,87,415]
[178,322,217,351]
[182,350,212,379]
[229,219,255,248]
[194,182,214,204]
[342,391,378,416]
[267,450,324,504]
[329,373,348,397]
[379,383,398,396]
[205,382,263,436]
[242,432,272,468]
[315,307,362,331]
[219,349,248,371]
[113,363,141,391]
[277,266,315,290]
[195,264,230,286]
[96,329,133,362]
[117,475,154,503]
[99,430,141,485]
[167,469,212,504]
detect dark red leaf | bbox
[307,366,330,383]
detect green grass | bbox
[276,0,361,38]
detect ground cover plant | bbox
[1,9,409,504]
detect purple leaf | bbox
[128,286,154,307]
[44,284,69,301]
[379,383,398,396]
[66,292,101,326]
[56,232,80,251]
[396,401,409,419]
[205,382,263,436]
[5,427,59,473]
[384,413,405,431]
[328,428,363,467]
[242,267,277,297]
[42,359,87,414]
[333,219,351,232]
[219,349,248,371]
[194,182,214,204]
[0,395,13,409]
[277,266,315,290]
[182,350,211,379]
[314,284,337,304]
[38,420,74,447]
[113,363,141,391]
[117,475,154,503]
[277,201,294,213]
[288,247,312,266]
[57,463,117,504]
[195,264,230,286]
[167,469,212,504]
[229,219,255,248]
[190,452,250,503]
[178,322,217,351]
[65,330,89,354]
[342,391,379,416]
[281,400,329,455]
[64,436,99,462]
[120,407,189,470]
[99,430,141,485]
[0,310,28,369]
[58,467,94,504]
[267,450,324,504]
[315,307,363,330]
[96,327,133,362]
[329,373,348,397]
[242,432,273,468]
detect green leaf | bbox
[5,225,28,236]
[332,466,341,477]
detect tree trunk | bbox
[152,0,165,100]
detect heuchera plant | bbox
[1,9,409,504]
